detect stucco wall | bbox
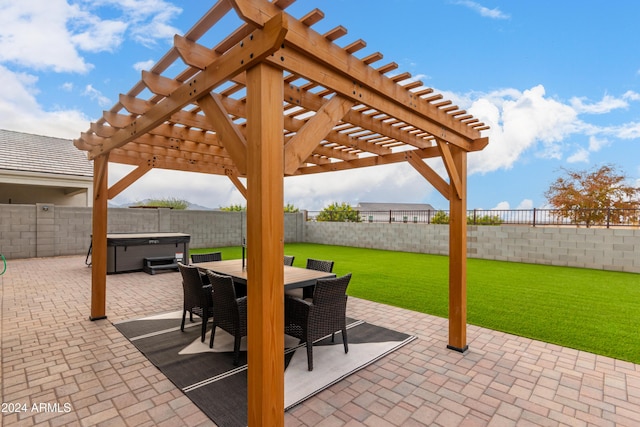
[0,183,90,206]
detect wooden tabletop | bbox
[195,259,335,290]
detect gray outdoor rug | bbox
[114,310,416,427]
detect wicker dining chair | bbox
[191,252,222,263]
[178,263,213,342]
[284,255,295,266]
[284,273,352,371]
[190,252,222,284]
[303,258,335,299]
[207,271,248,365]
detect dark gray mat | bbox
[114,311,415,427]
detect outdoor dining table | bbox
[195,259,335,291]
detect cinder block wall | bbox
[0,205,303,260]
[1,204,638,273]
[108,208,165,233]
[305,222,640,273]
[305,222,450,255]
[55,205,92,257]
[0,204,38,259]
[470,225,640,272]
[170,210,246,248]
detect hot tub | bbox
[106,232,190,274]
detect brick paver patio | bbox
[1,256,639,426]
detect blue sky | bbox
[1,0,639,211]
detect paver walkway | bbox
[1,256,639,426]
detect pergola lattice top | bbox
[74,0,488,200]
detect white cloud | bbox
[467,84,579,173]
[588,135,610,152]
[451,85,640,179]
[400,73,430,86]
[567,148,589,163]
[491,201,510,210]
[82,84,111,107]
[0,0,92,72]
[603,121,640,140]
[134,59,156,72]
[108,0,183,47]
[453,0,510,19]
[484,199,532,212]
[0,0,182,74]
[570,94,628,114]
[622,91,640,101]
[0,65,89,138]
[109,165,241,208]
[516,199,534,210]
[503,86,579,144]
[70,15,128,52]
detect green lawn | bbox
[191,243,640,364]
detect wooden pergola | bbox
[74,0,489,425]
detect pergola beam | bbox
[87,13,288,159]
[294,146,441,175]
[406,151,450,199]
[268,48,483,152]
[436,139,462,200]
[284,95,354,174]
[226,168,248,198]
[283,82,432,150]
[107,163,152,199]
[198,93,248,174]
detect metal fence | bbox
[304,208,640,228]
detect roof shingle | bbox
[0,129,93,177]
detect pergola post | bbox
[245,62,285,426]
[90,154,109,320]
[447,145,468,352]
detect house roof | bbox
[356,202,435,211]
[0,129,93,177]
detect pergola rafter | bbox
[74,1,489,425]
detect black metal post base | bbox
[447,344,469,353]
[89,315,107,321]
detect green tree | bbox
[219,204,246,211]
[429,210,503,225]
[137,197,189,209]
[430,210,450,224]
[468,212,503,225]
[544,164,640,227]
[284,203,299,213]
[316,202,360,222]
